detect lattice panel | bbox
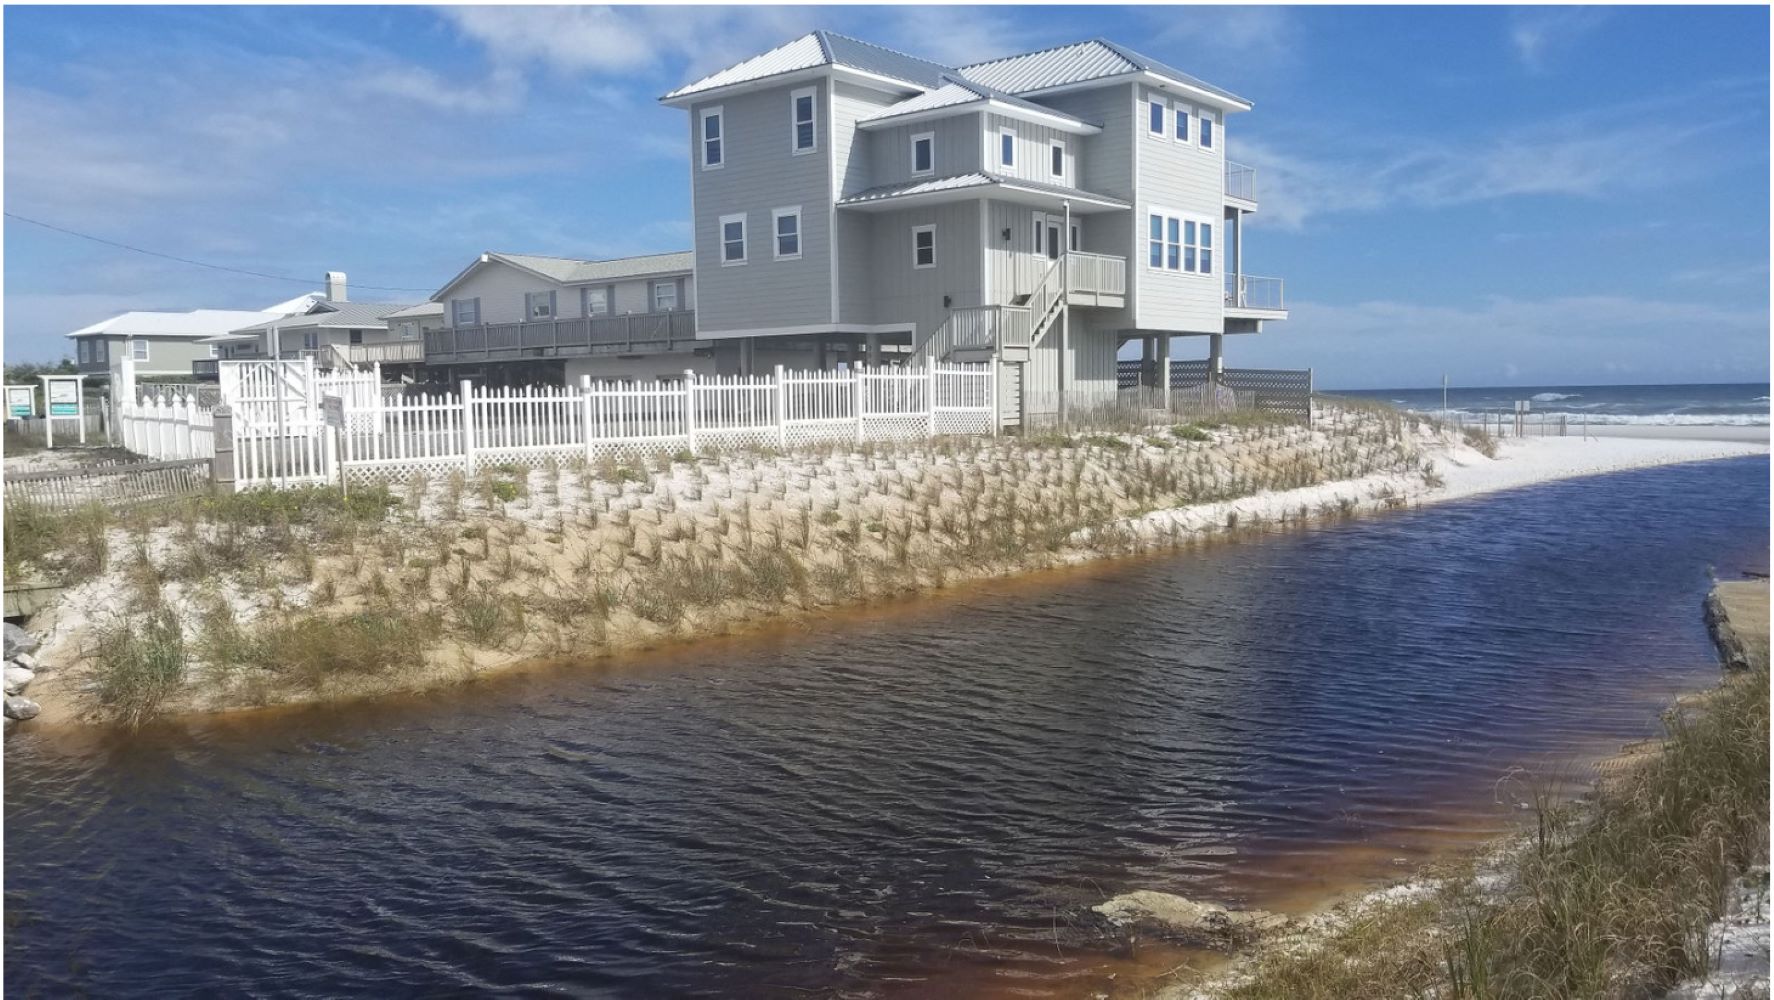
[783,420,855,449]
[935,411,993,436]
[859,415,929,442]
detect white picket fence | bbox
[228,361,996,489]
[116,395,217,461]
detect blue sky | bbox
[4,5,1768,389]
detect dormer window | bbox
[791,87,816,153]
[911,132,934,175]
[700,107,724,168]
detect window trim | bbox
[1147,97,1167,138]
[910,131,935,176]
[911,224,936,270]
[1199,108,1217,150]
[699,106,724,170]
[524,290,557,321]
[1174,102,1192,145]
[583,285,610,317]
[208,343,220,357]
[1049,139,1067,181]
[651,280,679,312]
[131,338,150,362]
[719,212,748,266]
[790,86,817,155]
[1146,206,1215,276]
[451,297,480,327]
[772,205,802,261]
[997,126,1016,171]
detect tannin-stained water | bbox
[5,457,1767,998]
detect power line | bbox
[3,212,438,293]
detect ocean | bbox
[1333,382,1770,426]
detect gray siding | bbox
[443,260,692,327]
[1131,83,1223,334]
[832,81,903,327]
[983,113,1077,187]
[1022,324,1120,419]
[83,335,215,376]
[1041,85,1137,332]
[863,112,983,191]
[865,200,984,341]
[691,81,832,334]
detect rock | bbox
[3,623,38,659]
[1093,891,1287,946]
[4,695,40,721]
[12,652,37,672]
[3,666,32,695]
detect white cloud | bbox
[1510,8,1607,74]
[438,6,813,80]
[1146,6,1299,72]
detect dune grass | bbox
[1173,659,1769,1000]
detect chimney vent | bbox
[325,271,347,302]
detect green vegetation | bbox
[1181,660,1769,999]
[90,609,188,728]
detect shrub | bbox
[89,610,187,728]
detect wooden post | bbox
[774,364,788,449]
[460,379,476,476]
[683,369,698,455]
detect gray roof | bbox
[956,38,1249,107]
[857,76,1097,130]
[664,30,947,101]
[838,173,1129,210]
[231,300,415,334]
[491,250,693,284]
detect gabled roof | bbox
[662,30,947,102]
[230,300,414,335]
[67,308,285,340]
[856,75,1100,133]
[955,38,1250,109]
[430,250,694,302]
[381,301,446,321]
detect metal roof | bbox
[231,300,415,334]
[956,38,1248,107]
[837,173,1129,211]
[66,308,286,339]
[492,250,693,284]
[663,30,946,101]
[857,76,1097,130]
[381,302,445,320]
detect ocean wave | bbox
[1530,392,1581,402]
[1435,410,1769,426]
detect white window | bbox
[791,87,817,153]
[700,106,724,169]
[1148,98,1166,137]
[584,286,609,317]
[911,225,936,269]
[131,339,149,361]
[208,343,220,357]
[773,206,801,260]
[1050,140,1066,180]
[720,213,747,265]
[453,298,479,326]
[524,290,555,320]
[652,281,678,312]
[1147,208,1214,275]
[1174,103,1191,145]
[998,127,1016,170]
[1200,109,1216,150]
[911,132,934,175]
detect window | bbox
[1148,98,1165,137]
[1050,140,1065,179]
[720,213,747,265]
[132,339,149,361]
[525,291,555,320]
[208,343,221,357]
[911,225,935,269]
[399,321,418,340]
[791,87,816,153]
[1174,104,1191,144]
[652,281,678,312]
[700,107,724,168]
[583,286,610,317]
[773,206,801,260]
[998,127,1015,170]
[452,298,479,326]
[302,331,320,351]
[77,340,89,363]
[96,340,107,361]
[1200,110,1215,150]
[1147,209,1215,275]
[911,132,934,175]
[349,329,364,345]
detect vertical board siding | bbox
[866,113,984,189]
[865,201,984,343]
[1131,83,1224,334]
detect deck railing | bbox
[1226,161,1257,203]
[426,309,697,363]
[1225,274,1285,310]
[1065,251,1127,298]
[347,341,425,365]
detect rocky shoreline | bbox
[4,621,44,725]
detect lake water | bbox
[5,457,1768,998]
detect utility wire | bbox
[4,212,438,292]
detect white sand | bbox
[1430,433,1768,504]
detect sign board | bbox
[47,380,79,416]
[6,385,34,420]
[321,394,345,429]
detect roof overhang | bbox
[989,70,1251,113]
[859,98,1100,135]
[840,179,1128,214]
[199,332,262,344]
[660,64,923,109]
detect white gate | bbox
[219,359,332,486]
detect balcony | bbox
[425,309,698,365]
[1064,251,1127,308]
[347,341,425,365]
[1226,160,1257,210]
[1225,274,1285,314]
[191,358,219,379]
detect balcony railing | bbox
[1226,160,1257,204]
[347,341,425,365]
[425,309,697,364]
[1225,274,1285,311]
[191,358,219,378]
[1064,251,1127,302]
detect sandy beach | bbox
[1433,429,1769,503]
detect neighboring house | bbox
[67,300,309,382]
[421,251,706,386]
[659,31,1286,423]
[209,273,423,374]
[381,301,445,342]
